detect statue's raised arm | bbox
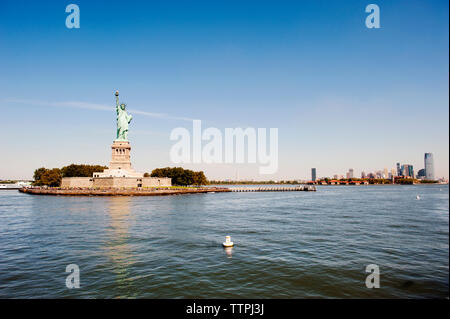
[115,90,120,114]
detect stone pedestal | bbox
[62,139,172,187]
[93,140,143,178]
[109,140,132,170]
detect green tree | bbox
[396,178,413,185]
[61,164,107,177]
[33,168,62,187]
[420,179,438,184]
[33,167,47,183]
[150,167,208,186]
[192,171,208,186]
[33,164,106,186]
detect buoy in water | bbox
[223,236,234,247]
[416,195,420,200]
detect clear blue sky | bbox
[0,0,448,180]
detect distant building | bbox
[383,168,388,179]
[425,153,435,180]
[396,162,401,176]
[408,165,414,178]
[376,171,382,179]
[348,168,354,179]
[311,168,317,182]
[391,168,396,178]
[361,171,366,179]
[401,164,414,178]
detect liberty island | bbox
[19,91,233,195]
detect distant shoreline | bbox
[210,182,447,186]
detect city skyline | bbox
[312,152,442,181]
[0,0,448,180]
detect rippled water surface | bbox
[0,185,448,298]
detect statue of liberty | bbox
[114,90,133,141]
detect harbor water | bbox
[0,185,448,298]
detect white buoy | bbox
[416,195,420,200]
[222,236,234,247]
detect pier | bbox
[231,185,316,192]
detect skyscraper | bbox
[396,163,401,176]
[348,168,354,179]
[424,153,435,180]
[401,164,414,178]
[408,165,414,178]
[311,168,317,182]
[391,168,396,179]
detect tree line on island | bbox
[33,164,108,187]
[32,164,208,187]
[145,167,207,186]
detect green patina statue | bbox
[115,90,132,141]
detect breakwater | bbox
[231,185,316,192]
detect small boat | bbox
[416,195,420,200]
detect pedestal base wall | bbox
[61,176,172,188]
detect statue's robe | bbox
[117,109,132,139]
